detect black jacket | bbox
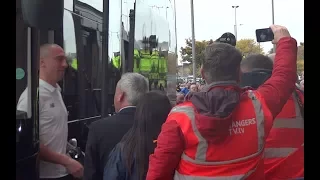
[84,107,136,180]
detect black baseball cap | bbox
[216,32,236,46]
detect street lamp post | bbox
[271,0,276,53]
[271,0,275,25]
[232,5,239,40]
[165,6,169,20]
[174,0,178,68]
[190,0,196,82]
[182,63,184,77]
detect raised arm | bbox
[257,25,298,118]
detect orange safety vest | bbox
[264,91,304,179]
[169,90,272,180]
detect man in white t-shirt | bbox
[17,44,83,180]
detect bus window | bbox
[81,27,102,116]
[64,1,104,119]
[64,0,73,11]
[134,0,177,101]
[109,0,121,66]
[63,7,79,120]
[16,7,32,118]
[134,0,170,91]
[64,11,77,70]
[16,2,40,178]
[166,0,178,102]
[77,0,103,12]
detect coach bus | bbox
[16,0,177,179]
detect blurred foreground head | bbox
[201,42,242,84]
[216,32,237,46]
[133,91,172,136]
[121,91,171,180]
[241,54,273,73]
[239,54,273,88]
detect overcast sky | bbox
[65,0,304,63]
[175,0,304,62]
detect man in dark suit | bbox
[83,73,149,180]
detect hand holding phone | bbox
[256,25,291,44]
[269,25,291,44]
[256,28,274,43]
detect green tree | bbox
[297,42,304,60]
[297,60,304,73]
[185,63,202,77]
[236,39,264,57]
[269,42,304,73]
[180,38,213,77]
[297,42,304,73]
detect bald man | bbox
[17,44,83,180]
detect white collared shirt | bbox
[17,79,68,178]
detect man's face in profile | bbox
[40,45,67,82]
[190,84,198,92]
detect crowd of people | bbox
[298,71,304,91]
[176,82,201,104]
[18,24,304,180]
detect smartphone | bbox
[256,28,274,42]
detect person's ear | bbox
[200,65,205,80]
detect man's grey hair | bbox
[117,72,149,105]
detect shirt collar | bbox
[39,79,61,92]
[118,106,136,113]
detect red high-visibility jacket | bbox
[264,90,304,179]
[146,37,298,180]
[169,90,272,180]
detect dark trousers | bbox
[40,174,73,180]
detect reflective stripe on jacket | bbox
[264,90,304,179]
